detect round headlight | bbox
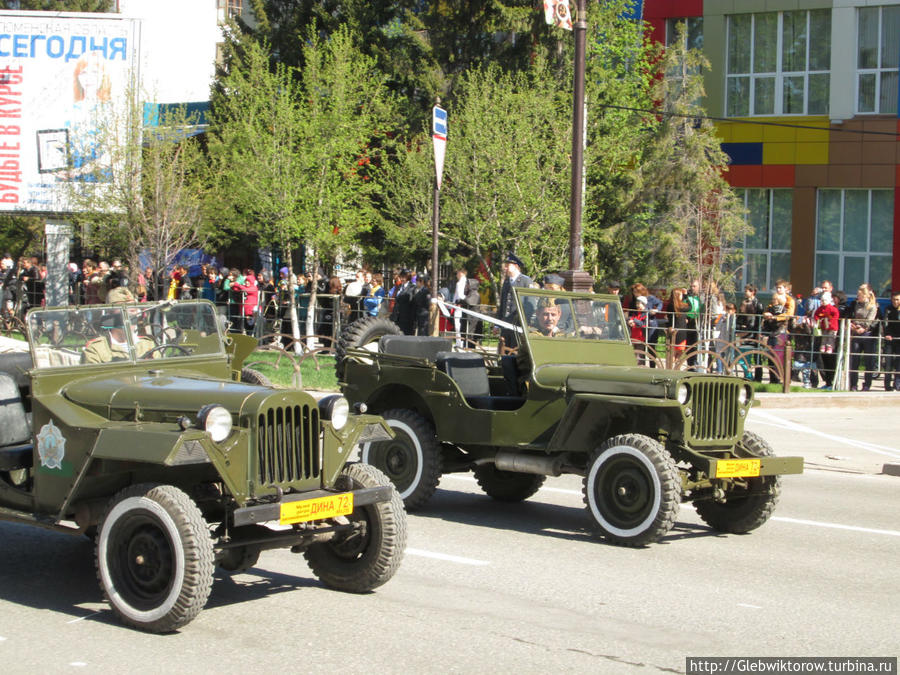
[677,383,690,405]
[319,395,350,431]
[197,404,233,443]
[739,384,752,405]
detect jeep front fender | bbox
[547,393,684,454]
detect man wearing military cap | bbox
[83,310,155,363]
[498,253,532,349]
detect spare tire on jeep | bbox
[334,316,401,381]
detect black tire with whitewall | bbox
[695,431,782,534]
[304,462,407,592]
[359,408,442,510]
[583,434,682,547]
[473,464,546,502]
[95,483,214,633]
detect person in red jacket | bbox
[231,268,259,333]
[813,291,839,354]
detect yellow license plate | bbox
[716,458,761,478]
[279,493,354,525]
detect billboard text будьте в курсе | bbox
[0,11,139,214]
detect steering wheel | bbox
[141,343,191,359]
[145,323,183,346]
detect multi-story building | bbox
[643,0,898,297]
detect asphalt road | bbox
[0,405,897,674]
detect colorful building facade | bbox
[642,0,899,297]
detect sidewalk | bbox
[755,390,899,408]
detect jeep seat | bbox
[379,335,453,362]
[0,373,32,471]
[435,352,525,411]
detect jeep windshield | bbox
[517,290,630,343]
[516,289,636,369]
[27,300,225,369]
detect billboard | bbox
[0,11,140,214]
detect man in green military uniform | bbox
[83,312,155,363]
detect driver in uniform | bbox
[83,312,155,363]
[532,300,566,337]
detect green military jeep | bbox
[0,300,405,633]
[336,288,802,547]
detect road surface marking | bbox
[66,611,102,625]
[70,663,87,667]
[737,603,762,609]
[771,516,900,537]
[750,410,900,460]
[0,635,6,641]
[406,547,490,566]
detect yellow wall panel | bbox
[762,142,796,164]
[795,142,829,165]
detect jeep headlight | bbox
[677,383,690,405]
[739,384,752,406]
[319,395,350,430]
[197,404,233,443]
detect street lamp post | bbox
[561,0,594,292]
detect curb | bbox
[755,391,900,408]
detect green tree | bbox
[61,93,210,287]
[626,22,747,298]
[209,29,392,344]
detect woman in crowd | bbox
[761,280,795,384]
[846,283,879,391]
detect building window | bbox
[739,189,793,291]
[857,5,900,114]
[217,0,243,23]
[666,17,703,51]
[816,189,894,297]
[726,10,831,117]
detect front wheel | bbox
[304,463,407,592]
[360,408,442,510]
[695,431,781,534]
[96,483,214,633]
[583,434,682,547]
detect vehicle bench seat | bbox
[436,351,525,411]
[379,335,453,362]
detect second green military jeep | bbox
[0,300,405,632]
[336,288,802,547]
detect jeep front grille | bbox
[257,405,321,484]
[691,380,740,441]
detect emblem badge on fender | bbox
[37,420,66,470]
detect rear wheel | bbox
[695,431,781,534]
[583,434,681,547]
[304,463,406,592]
[473,464,545,502]
[96,483,214,633]
[360,408,442,510]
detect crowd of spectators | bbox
[2,251,897,391]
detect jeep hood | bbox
[63,372,310,419]
[535,363,690,398]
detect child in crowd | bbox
[814,291,839,354]
[628,296,648,363]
